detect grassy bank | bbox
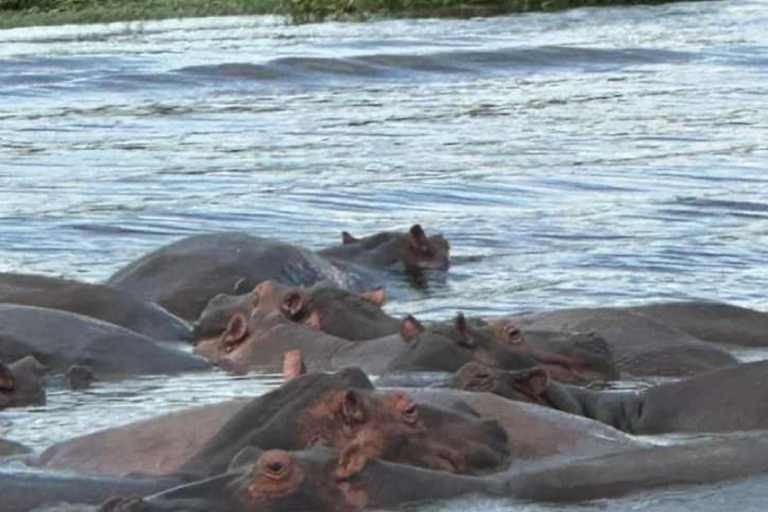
[0,0,712,29]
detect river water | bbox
[0,0,767,510]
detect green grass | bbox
[0,0,715,29]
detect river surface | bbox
[0,0,767,510]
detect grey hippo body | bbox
[456,358,768,434]
[0,272,191,341]
[105,232,361,321]
[0,305,209,378]
[511,306,738,378]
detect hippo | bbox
[509,431,768,502]
[38,399,251,475]
[627,301,768,347]
[0,305,209,379]
[37,366,640,478]
[0,272,192,341]
[509,307,738,378]
[319,224,450,274]
[0,468,180,512]
[104,232,362,321]
[455,359,768,434]
[193,304,602,383]
[0,355,47,408]
[102,431,768,512]
[193,280,396,345]
[178,368,508,478]
[100,444,505,512]
[385,314,617,384]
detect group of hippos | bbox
[2,224,768,511]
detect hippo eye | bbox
[505,325,523,344]
[260,459,290,480]
[402,401,419,423]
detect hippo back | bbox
[0,272,191,341]
[0,305,209,378]
[106,232,360,320]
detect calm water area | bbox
[0,0,767,509]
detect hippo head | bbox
[232,444,392,512]
[192,307,265,372]
[193,288,257,345]
[194,281,397,345]
[67,364,94,390]
[342,224,450,272]
[386,313,540,374]
[0,356,47,408]
[453,362,551,404]
[400,224,450,272]
[283,352,509,476]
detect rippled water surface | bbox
[1,1,767,509]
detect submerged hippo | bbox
[509,306,738,378]
[0,468,180,512]
[179,368,508,478]
[319,224,450,274]
[0,305,209,379]
[0,355,47,408]
[627,301,768,347]
[0,272,192,341]
[194,304,605,383]
[101,444,504,512]
[103,431,768,512]
[193,280,395,345]
[455,359,768,434]
[105,232,362,321]
[40,369,509,479]
[385,314,617,384]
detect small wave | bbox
[176,45,694,84]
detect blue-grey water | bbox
[1,0,767,510]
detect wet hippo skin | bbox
[455,359,768,434]
[0,272,192,342]
[178,368,509,478]
[0,468,180,512]
[102,431,768,512]
[105,232,362,321]
[0,305,209,378]
[509,307,738,378]
[193,280,397,345]
[319,224,450,274]
[0,355,47,409]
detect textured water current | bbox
[0,0,767,509]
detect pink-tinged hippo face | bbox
[453,361,551,404]
[193,280,394,345]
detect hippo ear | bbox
[220,313,248,349]
[342,231,358,244]
[400,315,424,343]
[454,313,476,349]
[340,390,367,424]
[281,291,309,320]
[336,441,372,480]
[359,287,386,307]
[502,322,524,345]
[514,367,551,397]
[283,350,306,381]
[408,224,429,249]
[233,278,251,295]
